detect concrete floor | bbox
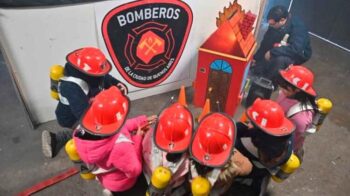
[0,36,349,196]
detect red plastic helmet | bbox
[246,98,295,136]
[66,47,111,76]
[280,65,316,96]
[190,113,236,167]
[81,86,129,136]
[154,103,193,153]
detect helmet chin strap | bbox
[99,76,105,91]
[216,101,221,112]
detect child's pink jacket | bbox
[276,91,313,152]
[73,115,147,192]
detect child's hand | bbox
[89,97,95,104]
[116,82,128,95]
[139,115,157,133]
[264,51,271,61]
[136,125,145,136]
[147,115,157,125]
[136,124,149,136]
[251,59,256,67]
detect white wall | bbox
[0,0,262,124]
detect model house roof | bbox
[201,1,256,58]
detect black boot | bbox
[42,130,72,158]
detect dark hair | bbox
[277,75,318,110]
[75,128,106,140]
[64,62,104,89]
[166,153,183,163]
[267,5,288,22]
[250,127,290,160]
[194,161,214,176]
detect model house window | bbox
[210,60,232,74]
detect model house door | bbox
[206,60,232,112]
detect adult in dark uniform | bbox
[251,5,312,87]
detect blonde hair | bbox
[218,158,239,183]
[211,158,239,195]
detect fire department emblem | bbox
[102,0,193,88]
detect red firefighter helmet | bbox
[81,86,129,136]
[154,103,193,153]
[66,47,112,76]
[246,98,295,136]
[280,65,316,96]
[190,113,236,167]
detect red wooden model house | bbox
[193,1,257,116]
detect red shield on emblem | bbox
[102,0,193,88]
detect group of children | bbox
[42,46,319,195]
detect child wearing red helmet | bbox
[233,98,295,195]
[73,86,156,194]
[42,47,128,158]
[276,65,318,160]
[143,103,193,195]
[190,113,252,196]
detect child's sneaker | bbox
[102,189,113,196]
[41,130,72,158]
